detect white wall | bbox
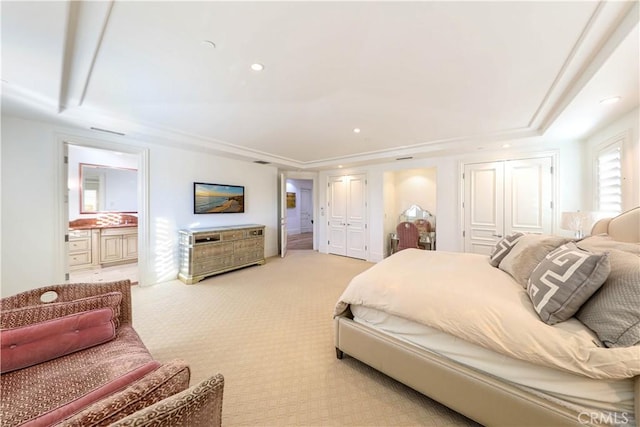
[319,139,587,262]
[1,115,279,297]
[585,107,639,211]
[393,168,437,221]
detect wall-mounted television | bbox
[194,182,245,214]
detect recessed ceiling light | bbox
[251,63,264,71]
[338,165,343,168]
[502,143,511,148]
[202,40,216,48]
[353,128,361,134]
[599,96,621,105]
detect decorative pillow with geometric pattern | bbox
[489,232,525,267]
[527,243,610,325]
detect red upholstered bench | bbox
[0,280,223,427]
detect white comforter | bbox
[334,249,640,380]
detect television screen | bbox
[194,182,245,214]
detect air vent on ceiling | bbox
[90,127,125,136]
[396,156,413,161]
[254,160,270,165]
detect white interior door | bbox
[328,174,367,259]
[280,173,287,257]
[346,174,366,259]
[464,157,554,255]
[300,188,313,233]
[464,162,504,255]
[504,157,553,236]
[328,176,347,256]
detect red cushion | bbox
[1,308,117,373]
[1,291,122,329]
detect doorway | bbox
[382,168,437,258]
[285,178,314,250]
[65,142,145,285]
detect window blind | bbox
[597,143,622,214]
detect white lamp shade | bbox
[561,211,597,237]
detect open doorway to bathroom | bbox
[285,178,314,250]
[66,143,140,284]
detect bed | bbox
[334,207,640,426]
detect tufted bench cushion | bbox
[1,325,161,426]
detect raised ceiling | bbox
[2,1,638,169]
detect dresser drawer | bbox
[193,242,234,259]
[221,230,245,241]
[69,229,91,238]
[233,237,264,251]
[69,239,91,252]
[69,252,91,266]
[234,250,263,265]
[192,256,234,275]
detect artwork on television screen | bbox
[194,182,245,214]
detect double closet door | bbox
[463,156,554,255]
[327,174,367,259]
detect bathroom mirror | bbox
[80,163,138,213]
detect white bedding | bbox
[334,249,640,380]
[351,304,635,413]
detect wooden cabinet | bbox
[179,224,265,284]
[99,227,138,265]
[69,229,99,270]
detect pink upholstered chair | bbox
[396,222,420,251]
[414,219,432,233]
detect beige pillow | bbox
[499,234,571,287]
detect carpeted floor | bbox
[131,250,479,426]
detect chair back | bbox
[396,222,420,251]
[414,219,432,233]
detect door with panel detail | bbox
[328,174,367,259]
[464,157,553,255]
[464,162,504,254]
[504,157,553,237]
[300,188,313,233]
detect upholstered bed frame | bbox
[334,207,639,426]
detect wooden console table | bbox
[178,224,265,284]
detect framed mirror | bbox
[80,163,138,213]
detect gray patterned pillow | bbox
[576,248,640,347]
[489,232,524,267]
[499,234,570,287]
[527,243,610,325]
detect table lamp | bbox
[561,211,597,239]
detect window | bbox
[596,141,622,215]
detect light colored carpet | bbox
[131,250,479,426]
